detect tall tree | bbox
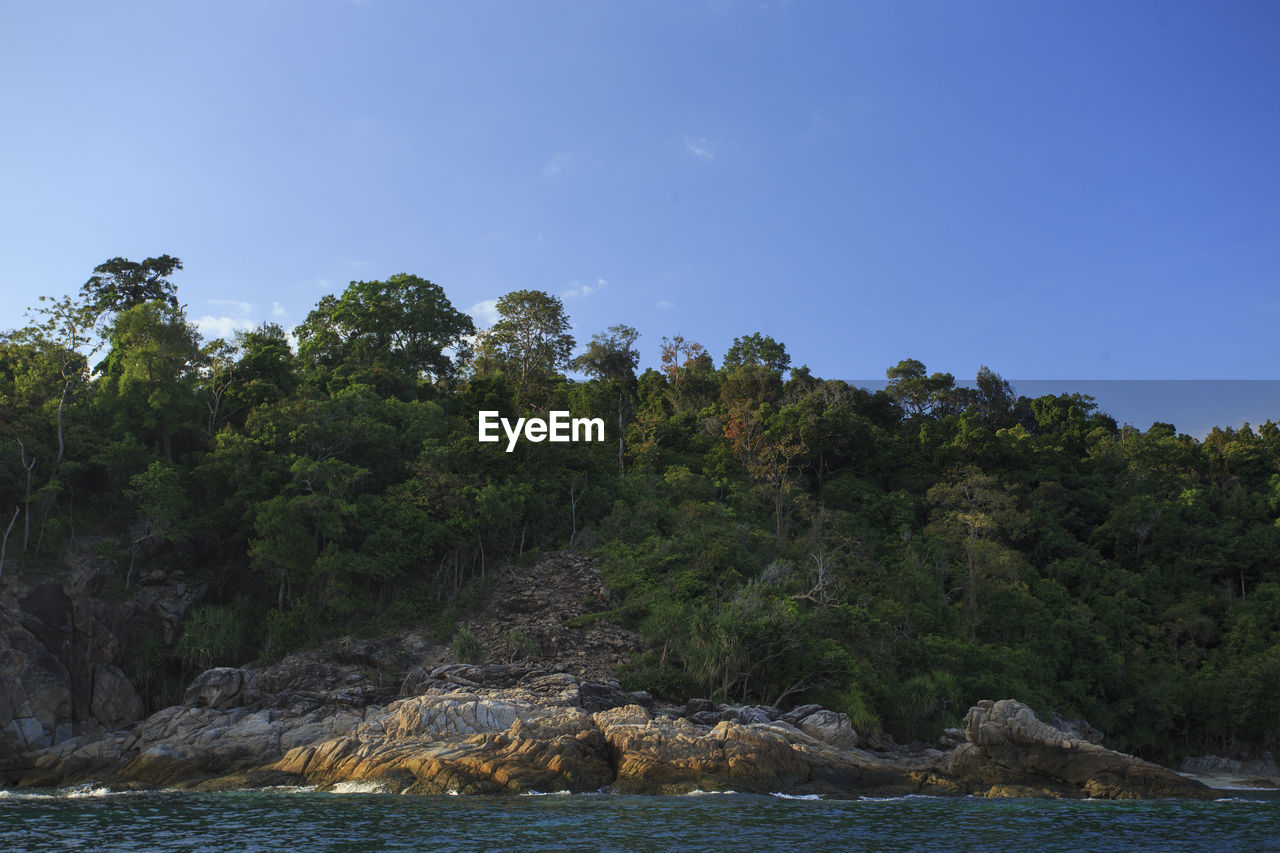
[97,301,203,460]
[476,290,575,406]
[572,324,640,472]
[80,255,182,321]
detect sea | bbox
[2,786,1277,852]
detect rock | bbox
[90,664,145,727]
[578,680,631,712]
[946,699,1213,800]
[780,704,823,726]
[682,698,716,717]
[184,667,260,711]
[1051,714,1103,745]
[797,709,860,750]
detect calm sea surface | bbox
[2,786,1277,852]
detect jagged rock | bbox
[946,699,1214,800]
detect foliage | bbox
[4,255,1278,761]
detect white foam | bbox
[0,789,56,800]
[771,792,823,800]
[520,790,571,796]
[325,781,389,794]
[682,789,738,796]
[61,784,120,799]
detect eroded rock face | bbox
[946,699,1213,800]
[9,653,1217,801]
[1,573,202,781]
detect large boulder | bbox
[946,699,1214,799]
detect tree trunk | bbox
[16,440,35,551]
[616,391,626,473]
[0,506,20,579]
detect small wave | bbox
[325,781,389,794]
[771,792,822,800]
[0,790,56,801]
[857,794,944,802]
[520,790,571,797]
[682,789,738,796]
[61,784,122,799]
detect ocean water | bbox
[1,786,1278,852]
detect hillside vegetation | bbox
[2,256,1277,761]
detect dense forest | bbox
[2,256,1277,762]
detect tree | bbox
[96,300,203,460]
[974,365,1015,428]
[80,255,182,321]
[572,324,640,472]
[723,332,790,374]
[885,358,955,417]
[294,274,474,393]
[926,467,1022,627]
[660,334,715,412]
[476,290,574,406]
[23,295,97,466]
[125,460,190,587]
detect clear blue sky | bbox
[3,1,1278,386]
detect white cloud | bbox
[684,136,716,161]
[656,299,674,310]
[196,315,256,340]
[271,301,286,318]
[468,298,500,327]
[563,278,608,299]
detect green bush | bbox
[453,625,483,663]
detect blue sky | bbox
[3,1,1278,395]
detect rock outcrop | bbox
[7,658,1217,800]
[1,575,200,779]
[946,699,1213,799]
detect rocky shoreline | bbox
[8,657,1214,799]
[0,558,1254,800]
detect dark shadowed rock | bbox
[90,664,145,727]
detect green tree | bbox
[926,467,1023,628]
[475,290,574,406]
[886,358,955,417]
[96,300,203,460]
[572,324,640,472]
[295,274,474,394]
[80,255,182,321]
[723,332,790,374]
